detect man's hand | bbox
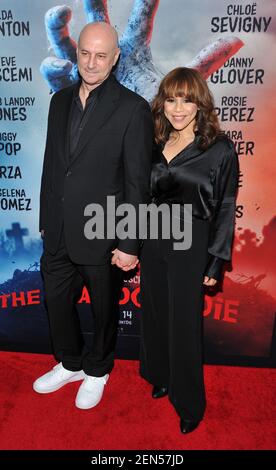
[111,249,139,271]
[203,276,217,287]
[40,229,45,239]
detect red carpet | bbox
[0,351,275,450]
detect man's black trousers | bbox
[41,231,122,376]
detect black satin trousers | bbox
[140,217,210,421]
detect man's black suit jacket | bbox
[39,74,153,264]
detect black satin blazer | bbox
[151,135,239,280]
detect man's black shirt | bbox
[69,77,108,158]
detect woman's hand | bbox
[203,276,217,287]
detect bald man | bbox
[34,22,153,409]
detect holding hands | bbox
[111,249,139,272]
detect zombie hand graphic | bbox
[40,0,244,101]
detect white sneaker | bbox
[33,363,85,394]
[75,373,109,409]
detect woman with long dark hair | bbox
[140,67,239,433]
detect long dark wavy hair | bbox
[152,67,222,149]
